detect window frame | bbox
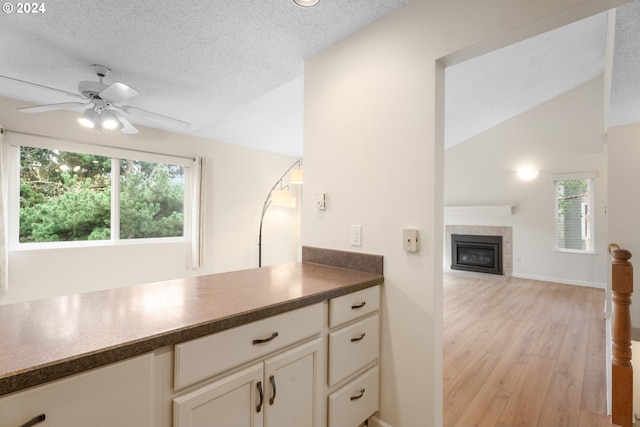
[8,137,194,250]
[553,172,596,254]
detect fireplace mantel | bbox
[444,205,514,216]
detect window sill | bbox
[10,237,186,252]
[553,248,598,255]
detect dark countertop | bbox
[0,259,383,396]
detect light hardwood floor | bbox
[443,271,614,427]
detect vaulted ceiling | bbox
[445,0,640,149]
[0,0,638,156]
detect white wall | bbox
[607,123,640,328]
[302,1,629,426]
[0,96,300,305]
[445,77,608,288]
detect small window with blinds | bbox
[554,172,595,253]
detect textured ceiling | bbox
[1,1,638,156]
[0,0,407,157]
[609,0,640,127]
[445,1,640,149]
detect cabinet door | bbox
[264,338,322,427]
[174,364,264,427]
[0,353,155,427]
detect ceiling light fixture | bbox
[78,106,124,132]
[517,167,539,181]
[78,108,99,128]
[101,110,122,130]
[293,0,319,7]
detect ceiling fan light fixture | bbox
[78,108,99,128]
[101,110,122,130]
[293,0,319,7]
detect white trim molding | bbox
[444,205,513,216]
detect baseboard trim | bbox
[511,273,605,289]
[368,416,393,427]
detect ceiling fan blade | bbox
[113,111,139,134]
[18,101,90,113]
[0,75,83,99]
[121,105,190,129]
[99,82,139,104]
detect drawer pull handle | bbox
[351,333,366,342]
[256,381,263,413]
[350,389,366,401]
[351,301,367,309]
[252,332,279,345]
[19,414,46,427]
[269,375,277,405]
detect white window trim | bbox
[7,137,194,251]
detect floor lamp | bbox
[258,160,303,267]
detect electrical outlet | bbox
[350,225,362,246]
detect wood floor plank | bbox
[453,384,511,427]
[555,308,590,380]
[443,350,501,427]
[486,336,536,393]
[533,320,569,360]
[537,374,583,427]
[579,410,613,427]
[581,349,608,416]
[499,355,555,427]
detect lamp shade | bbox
[101,110,122,130]
[78,108,99,128]
[290,168,304,184]
[271,189,293,206]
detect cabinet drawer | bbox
[328,366,379,427]
[175,303,322,390]
[328,314,379,386]
[329,286,379,329]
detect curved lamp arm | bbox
[258,159,302,267]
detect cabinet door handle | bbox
[269,375,277,405]
[19,414,46,427]
[252,332,279,345]
[256,381,263,413]
[351,333,366,342]
[350,388,366,401]
[351,301,366,309]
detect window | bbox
[554,173,595,252]
[12,140,193,247]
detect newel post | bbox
[611,248,633,427]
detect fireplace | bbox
[451,234,503,275]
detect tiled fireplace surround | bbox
[445,225,513,276]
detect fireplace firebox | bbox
[451,234,503,275]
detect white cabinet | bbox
[173,304,324,427]
[327,286,381,427]
[0,353,156,427]
[173,363,264,427]
[263,339,322,427]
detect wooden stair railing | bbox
[610,245,633,427]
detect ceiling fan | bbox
[0,64,190,134]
